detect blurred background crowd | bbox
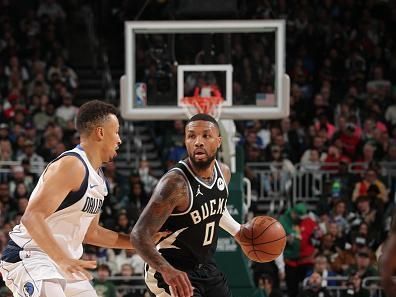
[1,0,396,296]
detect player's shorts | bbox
[145,262,232,297]
[0,240,96,297]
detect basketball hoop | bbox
[181,96,224,120]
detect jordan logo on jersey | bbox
[195,185,204,197]
[82,196,103,214]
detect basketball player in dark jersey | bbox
[380,211,396,296]
[131,113,242,297]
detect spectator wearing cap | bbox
[346,246,378,279]
[331,237,367,275]
[280,203,315,297]
[25,122,40,146]
[16,136,45,174]
[352,168,388,204]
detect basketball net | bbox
[181,85,224,120]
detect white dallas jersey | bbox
[9,145,108,259]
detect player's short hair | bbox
[186,113,220,134]
[76,100,119,135]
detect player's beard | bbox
[189,150,217,170]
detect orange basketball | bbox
[239,216,286,263]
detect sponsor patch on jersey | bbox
[217,178,225,191]
[23,282,34,297]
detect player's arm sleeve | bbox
[219,208,241,236]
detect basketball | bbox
[239,216,286,263]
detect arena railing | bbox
[246,161,396,211]
[302,276,384,297]
[0,160,46,182]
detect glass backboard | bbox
[121,20,289,120]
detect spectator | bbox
[346,246,378,279]
[111,249,145,276]
[16,139,44,165]
[55,94,78,129]
[342,272,370,297]
[352,168,388,204]
[280,203,315,297]
[300,136,328,164]
[297,272,332,297]
[310,254,338,287]
[92,264,117,297]
[257,274,282,297]
[8,165,34,194]
[125,182,147,225]
[114,211,132,234]
[263,145,296,196]
[330,199,350,235]
[138,159,158,195]
[0,139,13,161]
[163,120,186,169]
[33,101,56,131]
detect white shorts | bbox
[0,250,96,297]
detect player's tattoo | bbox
[130,171,188,271]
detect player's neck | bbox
[79,141,102,170]
[187,159,215,181]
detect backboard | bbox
[121,20,289,120]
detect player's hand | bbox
[161,265,194,297]
[57,258,97,280]
[153,230,172,244]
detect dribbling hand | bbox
[57,258,97,280]
[161,266,194,297]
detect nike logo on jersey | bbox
[89,184,99,189]
[195,185,204,197]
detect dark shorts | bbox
[145,263,233,297]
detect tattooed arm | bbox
[130,171,193,297]
[380,211,396,297]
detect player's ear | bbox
[217,136,222,149]
[96,126,104,139]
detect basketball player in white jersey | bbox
[0,100,162,297]
[131,114,242,297]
